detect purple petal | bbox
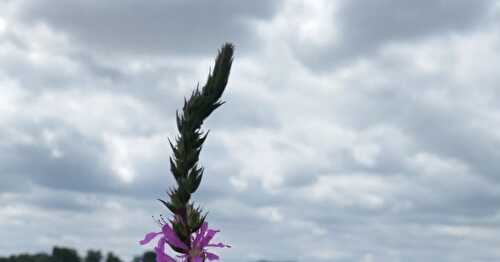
[205,252,219,261]
[162,224,188,250]
[193,222,208,248]
[199,222,208,235]
[156,237,166,251]
[154,238,177,262]
[199,229,220,248]
[176,254,188,262]
[139,231,162,245]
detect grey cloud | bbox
[320,52,500,185]
[280,175,500,261]
[402,106,500,181]
[341,83,500,183]
[1,28,271,132]
[293,63,500,229]
[294,0,495,70]
[16,0,280,57]
[0,49,79,93]
[0,120,119,193]
[13,188,98,212]
[206,94,281,130]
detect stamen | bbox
[152,215,163,227]
[160,214,168,224]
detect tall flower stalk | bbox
[140,43,234,262]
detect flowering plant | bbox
[139,43,234,262]
[140,221,230,262]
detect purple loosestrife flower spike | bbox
[140,43,234,262]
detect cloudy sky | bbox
[1,1,500,261]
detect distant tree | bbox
[1,253,52,262]
[31,253,51,262]
[104,253,121,262]
[11,254,35,262]
[0,248,125,262]
[84,250,101,262]
[52,247,80,262]
[1,254,15,262]
[141,252,155,262]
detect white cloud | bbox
[303,175,391,209]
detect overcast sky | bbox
[1,1,500,262]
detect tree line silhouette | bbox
[0,247,295,262]
[0,247,155,262]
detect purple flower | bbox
[140,222,230,262]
